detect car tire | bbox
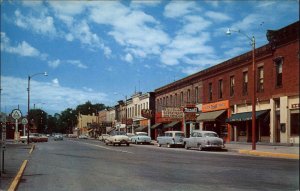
[185,143,189,150]
[198,144,203,151]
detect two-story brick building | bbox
[154,21,299,144]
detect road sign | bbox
[21,118,28,125]
[11,109,22,120]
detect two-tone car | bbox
[105,131,130,146]
[156,131,184,148]
[130,132,151,144]
[183,130,225,151]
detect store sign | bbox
[291,103,300,109]
[183,107,198,113]
[202,100,229,112]
[141,109,153,119]
[162,107,183,119]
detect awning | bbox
[135,126,148,132]
[197,110,226,122]
[163,121,181,129]
[226,110,270,123]
[151,123,162,129]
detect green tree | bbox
[28,109,47,133]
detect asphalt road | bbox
[18,138,299,191]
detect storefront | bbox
[197,100,230,142]
[226,110,270,143]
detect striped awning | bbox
[197,110,226,122]
[226,110,270,123]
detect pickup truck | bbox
[156,131,184,148]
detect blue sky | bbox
[1,0,299,115]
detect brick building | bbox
[154,21,299,144]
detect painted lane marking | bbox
[69,140,134,154]
[8,160,28,191]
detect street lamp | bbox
[27,72,48,144]
[226,28,256,150]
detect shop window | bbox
[208,83,213,101]
[230,76,235,97]
[243,71,248,96]
[257,66,264,92]
[218,79,223,99]
[275,58,283,88]
[291,113,299,136]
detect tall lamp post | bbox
[27,72,48,144]
[226,28,256,150]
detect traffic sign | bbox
[11,109,22,120]
[21,118,28,125]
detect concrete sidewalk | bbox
[225,142,299,159]
[0,142,33,191]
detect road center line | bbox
[70,140,134,154]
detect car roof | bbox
[192,130,217,133]
[165,131,184,133]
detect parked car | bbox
[106,131,130,146]
[98,134,109,142]
[131,132,151,144]
[126,133,135,143]
[54,133,63,141]
[183,130,225,151]
[156,131,184,148]
[78,134,88,139]
[20,133,39,143]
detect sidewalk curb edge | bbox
[7,160,28,191]
[239,150,299,159]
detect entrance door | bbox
[275,114,280,143]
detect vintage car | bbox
[183,130,225,151]
[20,133,48,143]
[130,132,151,144]
[156,131,184,148]
[54,133,64,141]
[99,134,110,142]
[106,131,130,146]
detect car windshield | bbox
[204,133,218,137]
[175,133,184,137]
[136,133,147,136]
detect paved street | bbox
[17,138,299,191]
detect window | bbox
[218,79,223,99]
[230,76,235,97]
[195,87,199,103]
[170,95,173,106]
[187,89,191,103]
[257,66,264,92]
[208,83,212,101]
[243,71,248,96]
[174,93,177,106]
[166,96,169,106]
[180,92,184,106]
[291,113,300,136]
[275,58,283,87]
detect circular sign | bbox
[11,109,22,120]
[21,118,28,125]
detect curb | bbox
[29,144,35,154]
[238,150,299,159]
[7,160,28,191]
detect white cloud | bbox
[67,60,88,69]
[205,11,232,22]
[48,59,61,68]
[178,15,212,35]
[124,53,133,63]
[1,76,108,114]
[164,1,200,18]
[1,32,41,57]
[14,9,57,36]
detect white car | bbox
[156,131,184,148]
[131,132,151,144]
[99,134,109,142]
[183,130,225,151]
[106,131,130,146]
[78,134,88,139]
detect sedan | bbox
[131,132,151,144]
[183,130,225,151]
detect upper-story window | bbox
[170,95,173,106]
[195,87,199,103]
[180,92,184,106]
[187,89,191,103]
[208,83,212,101]
[166,96,169,107]
[243,71,248,96]
[275,58,283,88]
[257,66,264,92]
[230,76,235,97]
[218,79,223,99]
